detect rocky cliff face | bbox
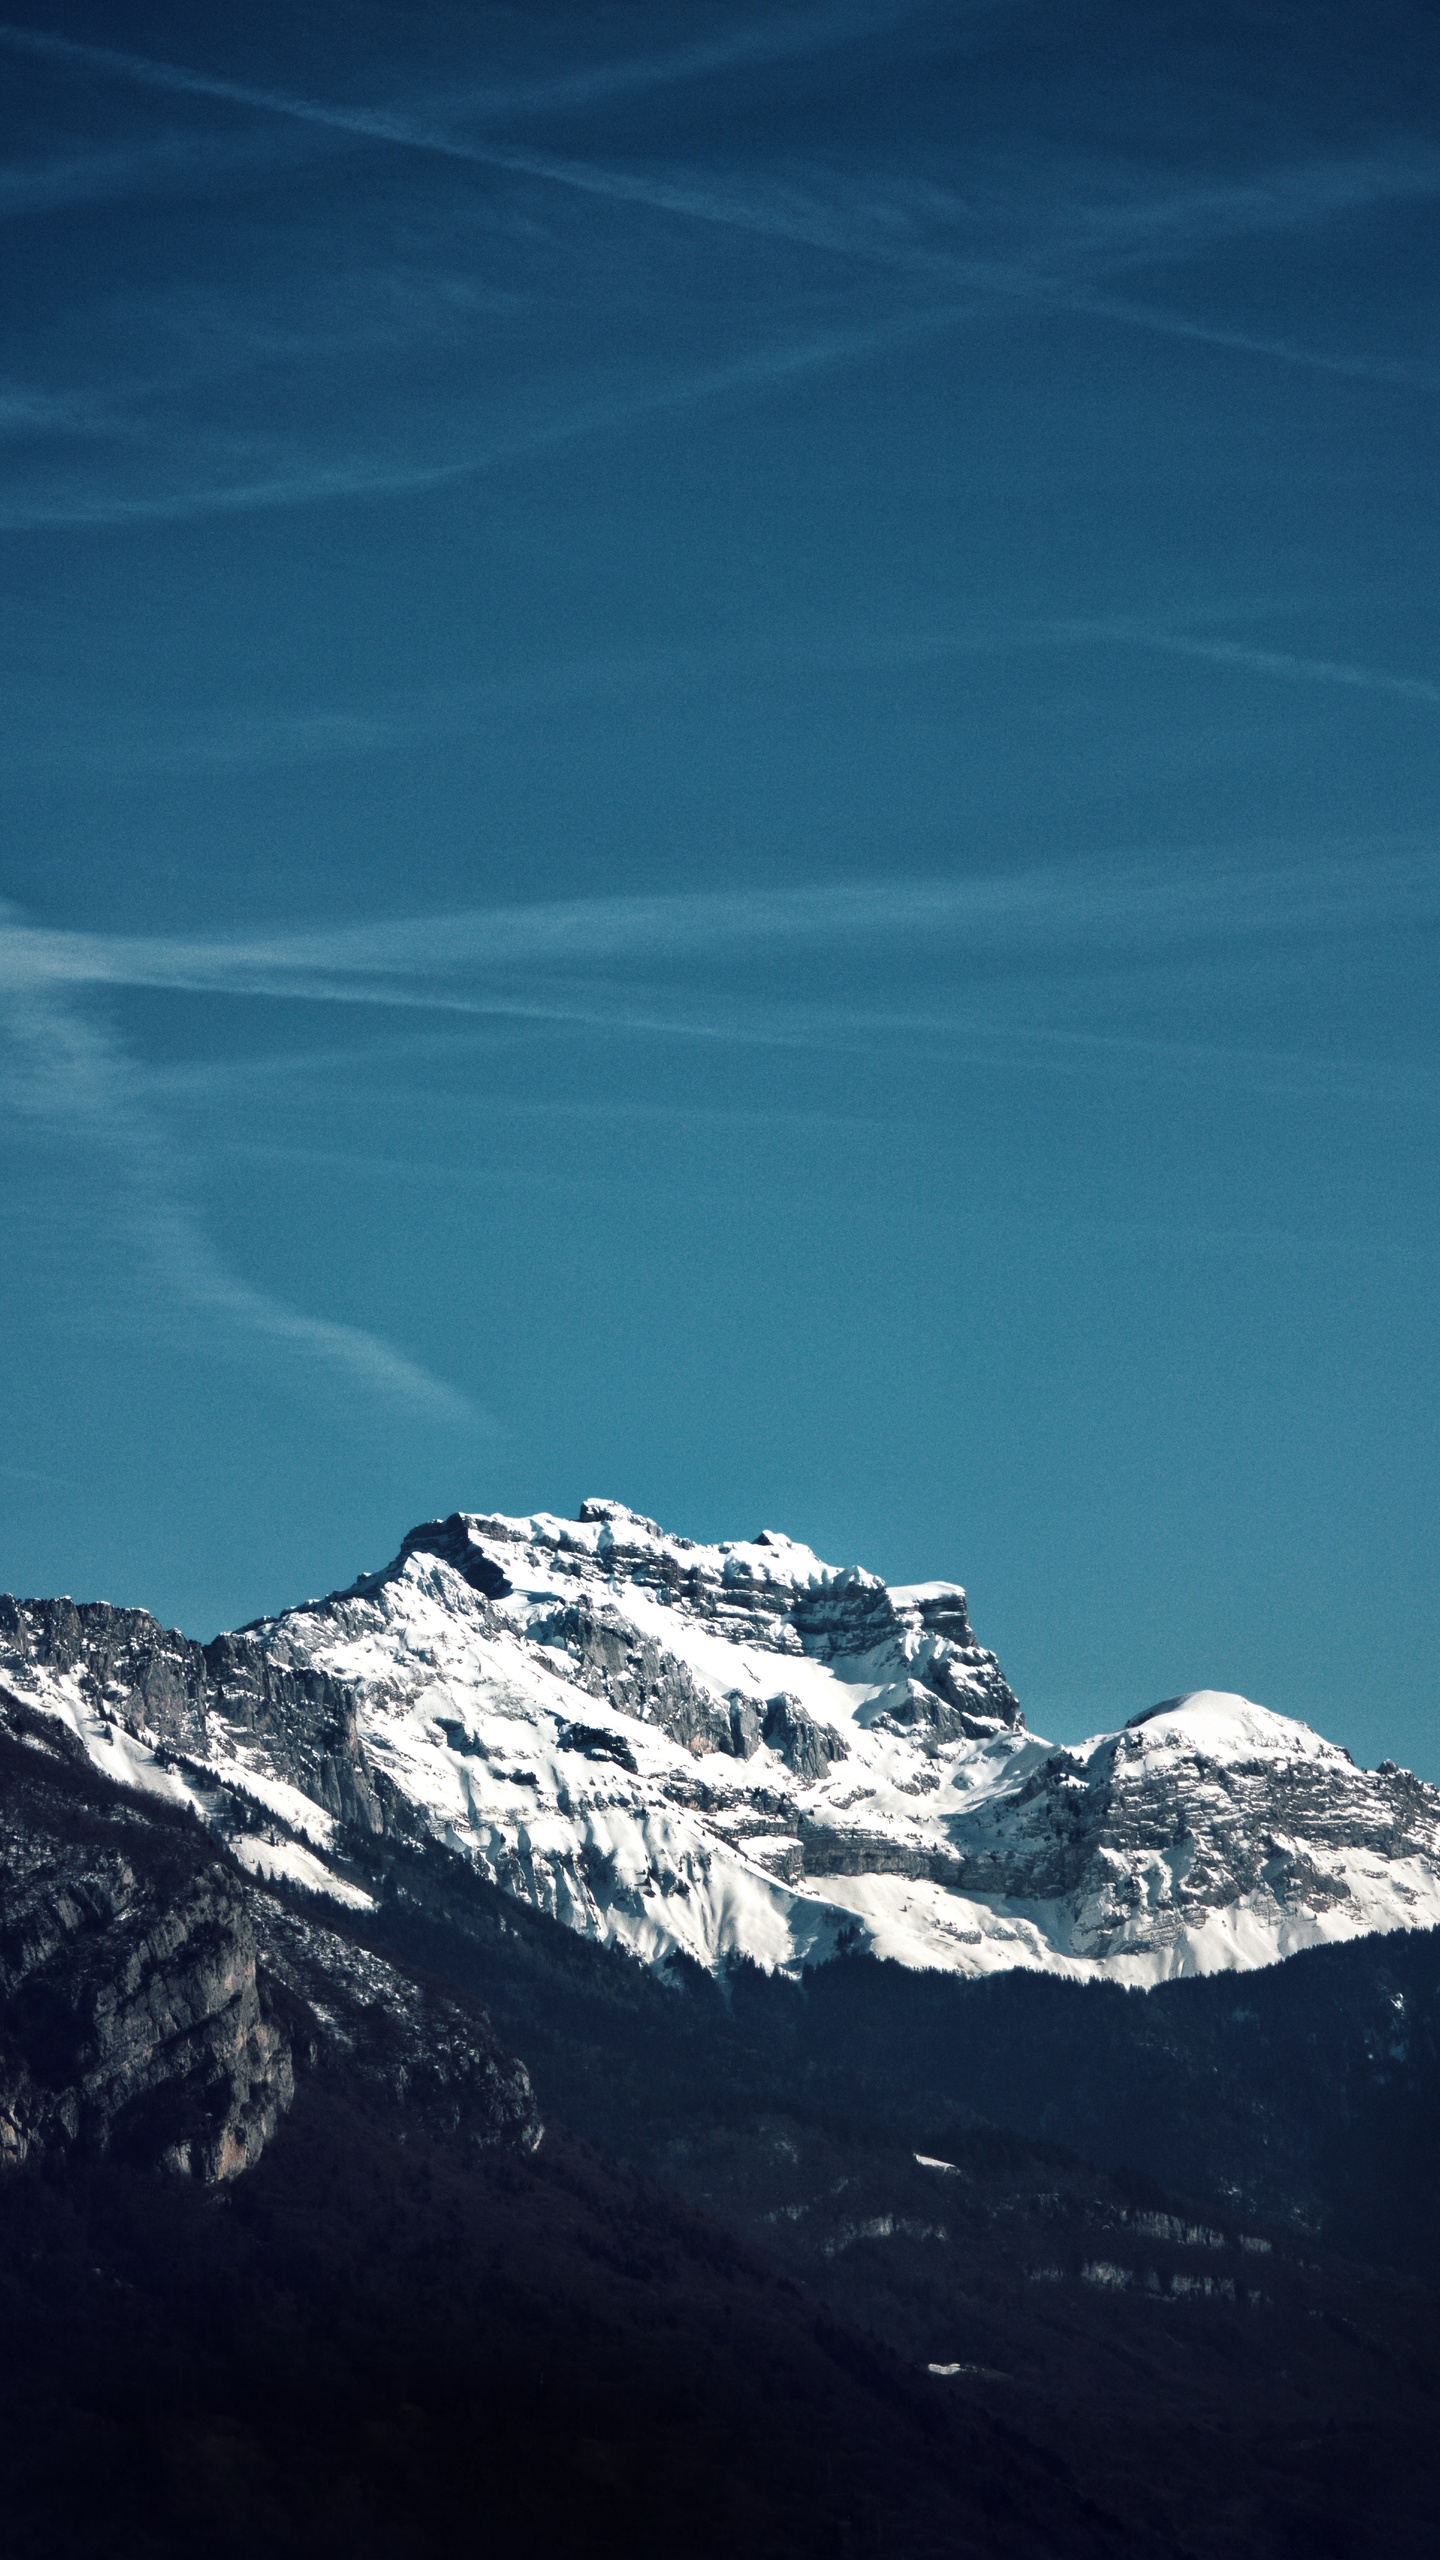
[0,1679,539,2185]
[4,1501,1439,1987]
[398,1502,1022,1738]
[0,1692,291,2181]
[0,1595,383,1835]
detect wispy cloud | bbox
[1055,291,1440,392]
[147,1009,1440,1119]
[0,378,159,443]
[10,16,1431,252]
[0,21,563,163]
[447,3,939,122]
[0,124,326,223]
[1061,621,1440,710]
[0,9,938,224]
[0,10,927,165]
[3,853,1432,1406]
[4,15,1435,445]
[3,852,1435,1018]
[20,606,1429,782]
[0,929,485,1430]
[0,295,971,531]
[1056,144,1440,265]
[5,584,1436,796]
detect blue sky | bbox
[1,0,1438,1775]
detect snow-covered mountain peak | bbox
[396,1502,896,1608]
[385,1505,1019,1718]
[5,1506,1439,1990]
[1114,1690,1354,1764]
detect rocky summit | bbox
[3,1501,1438,1985]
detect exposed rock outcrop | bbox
[0,1695,291,2179]
[0,1684,539,2183]
[763,1693,846,1782]
[530,1594,736,1755]
[0,1597,382,1835]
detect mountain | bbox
[1,1646,1437,2557]
[5,1498,1438,1984]
[0,1687,1131,2560]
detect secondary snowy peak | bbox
[4,1512,1439,1990]
[948,1687,1440,1976]
[1123,1691,1351,1754]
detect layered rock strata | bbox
[4,1502,1439,1986]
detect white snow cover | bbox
[228,1505,1440,1984]
[1111,1690,1351,1762]
[15,1504,1440,1985]
[230,1834,377,1909]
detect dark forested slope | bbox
[2,1687,1438,2558]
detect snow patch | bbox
[229,1834,376,1909]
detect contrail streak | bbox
[0,14,925,162]
[4,18,1433,406]
[0,300,972,532]
[4,855,1438,1017]
[1065,622,1440,709]
[0,951,485,1428]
